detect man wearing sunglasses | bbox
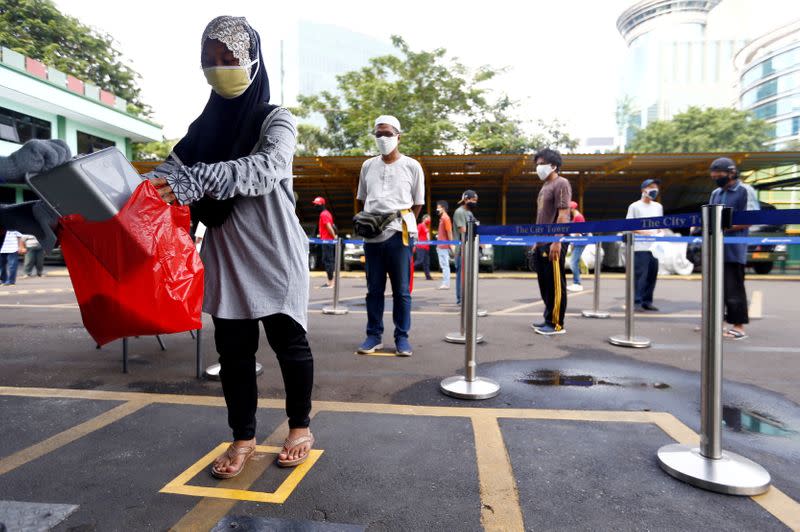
[356,115,425,356]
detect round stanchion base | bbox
[204,362,264,381]
[657,444,770,496]
[608,334,651,348]
[440,376,500,400]
[477,309,488,317]
[444,332,485,344]
[322,306,349,315]
[582,310,610,319]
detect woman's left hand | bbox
[149,177,177,204]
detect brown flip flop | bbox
[276,433,315,468]
[210,443,256,479]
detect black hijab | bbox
[174,18,278,227]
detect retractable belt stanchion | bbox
[440,219,499,400]
[657,204,770,495]
[608,232,651,348]
[323,237,348,315]
[445,230,484,344]
[582,247,610,319]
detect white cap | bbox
[374,115,402,133]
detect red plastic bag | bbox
[59,180,204,346]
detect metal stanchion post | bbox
[582,245,609,319]
[440,219,499,400]
[445,231,484,344]
[608,232,651,348]
[122,337,129,374]
[657,204,770,495]
[323,237,348,315]
[195,328,203,379]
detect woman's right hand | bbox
[149,177,177,204]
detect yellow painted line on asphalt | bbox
[0,399,149,476]
[493,288,592,315]
[161,443,323,504]
[0,303,78,309]
[471,414,524,531]
[356,351,401,357]
[2,386,798,529]
[309,286,436,305]
[0,287,73,297]
[309,309,459,316]
[170,411,321,530]
[749,290,763,319]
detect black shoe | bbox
[641,304,659,311]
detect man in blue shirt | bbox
[709,157,750,340]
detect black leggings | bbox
[212,313,314,440]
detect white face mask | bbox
[375,135,398,156]
[536,164,554,181]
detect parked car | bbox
[682,201,788,274]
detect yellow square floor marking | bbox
[160,443,323,504]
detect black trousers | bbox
[634,251,659,306]
[322,245,335,281]
[212,313,314,440]
[724,262,749,325]
[414,247,431,278]
[534,244,567,330]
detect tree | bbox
[132,138,177,161]
[0,0,148,115]
[627,107,771,153]
[293,36,576,155]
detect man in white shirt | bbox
[0,229,23,286]
[356,115,425,356]
[626,179,664,312]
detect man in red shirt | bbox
[414,214,433,280]
[568,201,587,292]
[313,197,337,288]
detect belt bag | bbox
[353,211,400,239]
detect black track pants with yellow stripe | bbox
[534,244,568,331]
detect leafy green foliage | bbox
[293,36,576,155]
[627,107,771,153]
[0,0,148,115]
[132,138,177,161]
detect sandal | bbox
[210,443,256,479]
[723,329,748,340]
[276,433,315,468]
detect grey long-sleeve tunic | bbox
[148,108,309,329]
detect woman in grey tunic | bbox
[148,16,314,478]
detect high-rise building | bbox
[735,20,800,150]
[617,0,747,144]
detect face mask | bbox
[375,135,398,155]
[715,176,730,188]
[203,58,258,99]
[645,189,658,200]
[465,201,477,210]
[536,164,553,181]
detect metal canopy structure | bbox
[289,152,800,228]
[134,151,799,231]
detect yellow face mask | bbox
[203,59,257,99]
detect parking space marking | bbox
[0,303,78,309]
[472,414,524,531]
[0,400,148,476]
[1,387,798,531]
[309,287,437,306]
[493,289,593,315]
[355,351,402,357]
[749,290,763,319]
[0,287,74,297]
[160,443,323,504]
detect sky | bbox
[54,0,800,142]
